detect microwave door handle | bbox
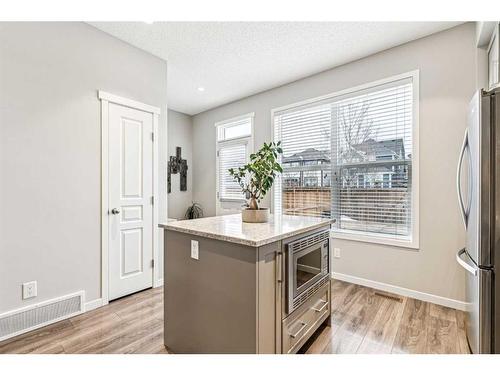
[457,128,469,228]
[312,299,329,313]
[456,248,478,276]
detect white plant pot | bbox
[241,207,270,223]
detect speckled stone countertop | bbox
[159,214,332,247]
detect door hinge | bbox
[151,132,154,142]
[151,259,154,268]
[217,150,220,157]
[150,196,154,205]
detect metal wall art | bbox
[168,147,188,193]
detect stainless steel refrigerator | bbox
[456,88,500,354]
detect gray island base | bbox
[159,214,333,354]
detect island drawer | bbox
[282,282,330,354]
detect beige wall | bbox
[0,22,168,312]
[167,110,193,219]
[192,23,480,302]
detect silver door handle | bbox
[456,247,477,276]
[312,300,328,313]
[456,128,469,228]
[111,208,121,215]
[290,321,308,339]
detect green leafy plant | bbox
[228,141,283,210]
[184,202,203,220]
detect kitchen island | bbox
[159,214,332,354]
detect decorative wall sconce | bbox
[168,147,188,193]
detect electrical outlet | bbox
[22,281,37,299]
[333,248,341,259]
[191,240,199,260]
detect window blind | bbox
[218,142,247,201]
[274,104,332,218]
[274,76,414,241]
[331,80,413,238]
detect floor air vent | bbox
[374,291,403,303]
[0,291,84,342]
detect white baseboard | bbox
[84,298,103,312]
[332,272,468,311]
[86,284,162,312]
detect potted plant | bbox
[228,141,283,223]
[184,202,203,220]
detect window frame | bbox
[215,113,254,215]
[271,71,419,249]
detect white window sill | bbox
[330,230,419,250]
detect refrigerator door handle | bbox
[456,247,478,276]
[457,128,469,228]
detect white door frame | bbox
[98,90,161,306]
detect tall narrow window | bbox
[216,113,254,214]
[274,72,418,248]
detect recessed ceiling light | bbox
[197,87,205,92]
[144,21,154,25]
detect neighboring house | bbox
[339,138,408,189]
[282,148,331,188]
[344,138,405,162]
[282,138,409,189]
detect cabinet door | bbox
[256,243,281,353]
[488,25,499,89]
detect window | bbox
[218,143,248,200]
[358,175,365,188]
[217,116,252,142]
[274,72,418,248]
[216,113,254,214]
[304,175,319,187]
[383,174,390,188]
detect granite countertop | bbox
[159,214,333,247]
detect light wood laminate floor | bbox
[299,280,470,354]
[0,280,470,354]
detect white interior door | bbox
[108,102,154,300]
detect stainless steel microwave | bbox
[286,229,330,313]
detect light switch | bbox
[22,281,37,299]
[191,240,199,260]
[333,248,341,259]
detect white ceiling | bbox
[89,22,461,115]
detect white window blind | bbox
[274,74,416,245]
[332,79,413,239]
[218,143,248,201]
[274,105,331,218]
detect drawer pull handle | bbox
[290,322,307,339]
[313,300,328,313]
